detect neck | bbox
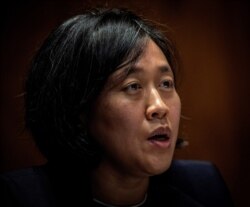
[91,162,149,206]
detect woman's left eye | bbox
[160,79,175,90]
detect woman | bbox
[1,8,233,207]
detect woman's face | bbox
[89,39,181,177]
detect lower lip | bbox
[148,138,171,148]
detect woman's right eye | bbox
[123,83,142,94]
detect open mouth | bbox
[148,134,169,141]
[147,127,172,148]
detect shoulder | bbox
[168,159,222,183]
[1,165,48,184]
[0,165,56,207]
[1,164,92,207]
[150,159,234,207]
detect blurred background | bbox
[1,0,249,206]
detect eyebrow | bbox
[126,65,172,76]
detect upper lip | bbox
[148,126,171,140]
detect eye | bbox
[123,82,142,94]
[160,79,175,90]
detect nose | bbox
[146,89,169,120]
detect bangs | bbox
[99,37,149,91]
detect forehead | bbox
[104,39,174,89]
[137,39,169,65]
[120,39,173,76]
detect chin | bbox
[145,160,172,176]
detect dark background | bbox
[1,0,250,206]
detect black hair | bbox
[25,8,179,168]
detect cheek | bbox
[90,98,143,144]
[169,95,181,129]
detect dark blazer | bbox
[0,160,234,207]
